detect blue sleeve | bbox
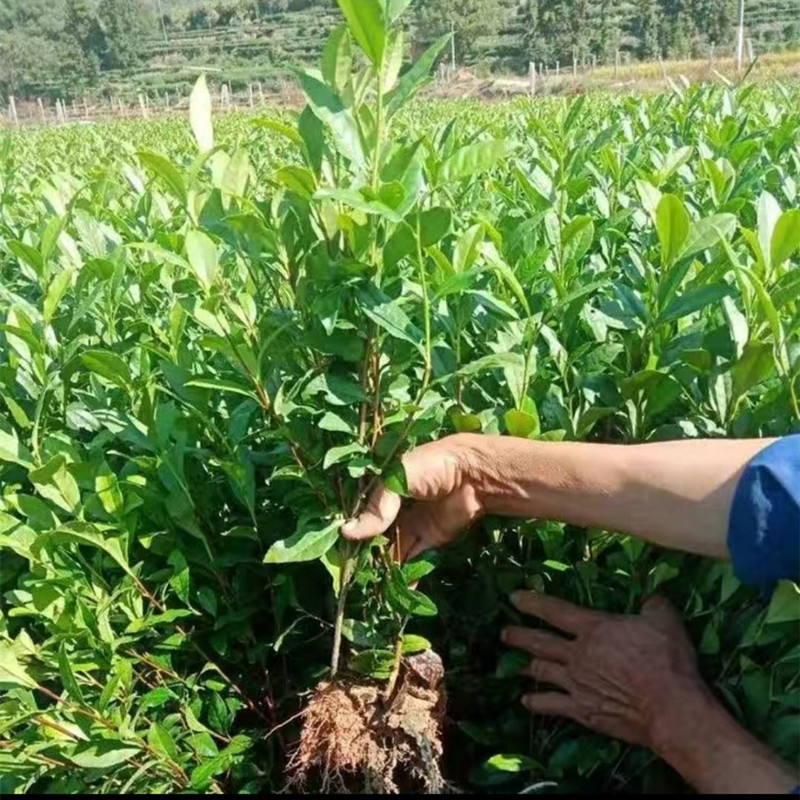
[728,435,800,590]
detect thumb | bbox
[340,483,402,541]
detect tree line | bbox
[2,0,798,100]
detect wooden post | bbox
[709,41,715,66]
[37,98,46,123]
[83,97,89,119]
[658,55,668,85]
[529,62,536,96]
[627,52,633,76]
[573,50,577,77]
[615,49,620,78]
[61,100,68,121]
[138,93,148,119]
[592,54,596,74]
[8,95,18,125]
[555,60,560,77]
[249,84,254,107]
[258,81,265,104]
[736,0,745,71]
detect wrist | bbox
[651,682,796,794]
[452,433,528,513]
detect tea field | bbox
[1,12,799,793]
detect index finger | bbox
[511,591,605,636]
[340,482,402,541]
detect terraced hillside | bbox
[2,0,800,101]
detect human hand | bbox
[340,434,487,561]
[504,592,798,793]
[503,593,704,749]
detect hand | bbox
[340,435,486,561]
[503,592,798,794]
[503,593,702,749]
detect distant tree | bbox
[635,0,661,59]
[412,0,501,61]
[0,29,61,96]
[62,0,104,84]
[595,0,621,62]
[97,0,154,70]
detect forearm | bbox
[652,684,797,794]
[462,435,774,559]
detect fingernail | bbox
[500,628,510,643]
[521,695,533,711]
[341,520,355,535]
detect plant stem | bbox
[382,620,407,702]
[330,543,355,676]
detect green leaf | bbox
[771,209,800,268]
[357,284,424,349]
[453,224,484,273]
[387,564,437,617]
[222,148,250,198]
[29,455,80,513]
[185,377,258,399]
[417,207,452,247]
[58,644,85,704]
[264,517,340,564]
[440,140,510,183]
[296,71,365,167]
[450,409,482,432]
[185,230,218,293]
[656,194,690,266]
[349,649,395,680]
[0,643,37,689]
[682,213,738,259]
[140,687,176,710]
[402,634,431,654]
[319,411,355,434]
[384,460,409,497]
[766,581,800,625]
[138,151,187,205]
[80,350,132,390]
[386,34,450,117]
[70,741,140,769]
[504,408,539,438]
[43,267,73,324]
[658,283,732,324]
[335,0,386,66]
[315,187,402,222]
[386,0,413,22]
[95,461,124,516]
[323,442,367,469]
[454,352,524,380]
[731,340,774,400]
[0,426,33,468]
[482,242,530,314]
[33,522,132,577]
[148,722,178,761]
[757,190,781,272]
[190,74,214,153]
[485,753,540,773]
[321,26,353,93]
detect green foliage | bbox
[1,2,799,792]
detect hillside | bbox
[2,0,800,100]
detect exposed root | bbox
[286,653,448,794]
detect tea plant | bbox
[1,0,799,792]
